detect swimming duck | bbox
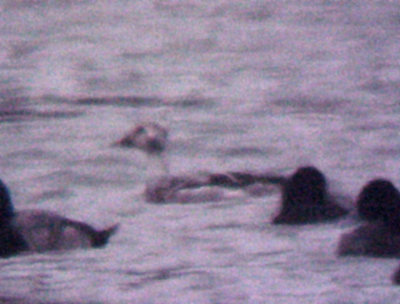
[115,122,168,155]
[338,178,400,257]
[272,166,348,224]
[0,178,118,257]
[114,122,169,174]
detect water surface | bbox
[1,1,400,303]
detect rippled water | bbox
[1,0,400,303]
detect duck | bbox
[117,126,341,208]
[115,122,168,155]
[114,123,266,203]
[0,178,118,257]
[272,166,349,224]
[144,170,286,203]
[337,178,400,257]
[114,122,169,175]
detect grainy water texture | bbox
[0,0,400,303]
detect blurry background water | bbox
[1,0,400,303]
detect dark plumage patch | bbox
[0,179,28,257]
[272,166,348,224]
[392,265,400,285]
[356,179,400,226]
[338,223,400,257]
[0,224,29,257]
[0,179,15,220]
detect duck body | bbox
[13,210,118,252]
[0,179,118,257]
[338,178,400,257]
[338,222,400,257]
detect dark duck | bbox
[272,166,348,224]
[338,179,400,257]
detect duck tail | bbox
[92,224,119,248]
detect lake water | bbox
[1,0,400,303]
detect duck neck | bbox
[145,153,169,179]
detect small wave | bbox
[221,146,274,157]
[0,95,82,122]
[271,96,351,114]
[0,109,82,122]
[122,265,211,291]
[0,296,88,304]
[73,96,161,107]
